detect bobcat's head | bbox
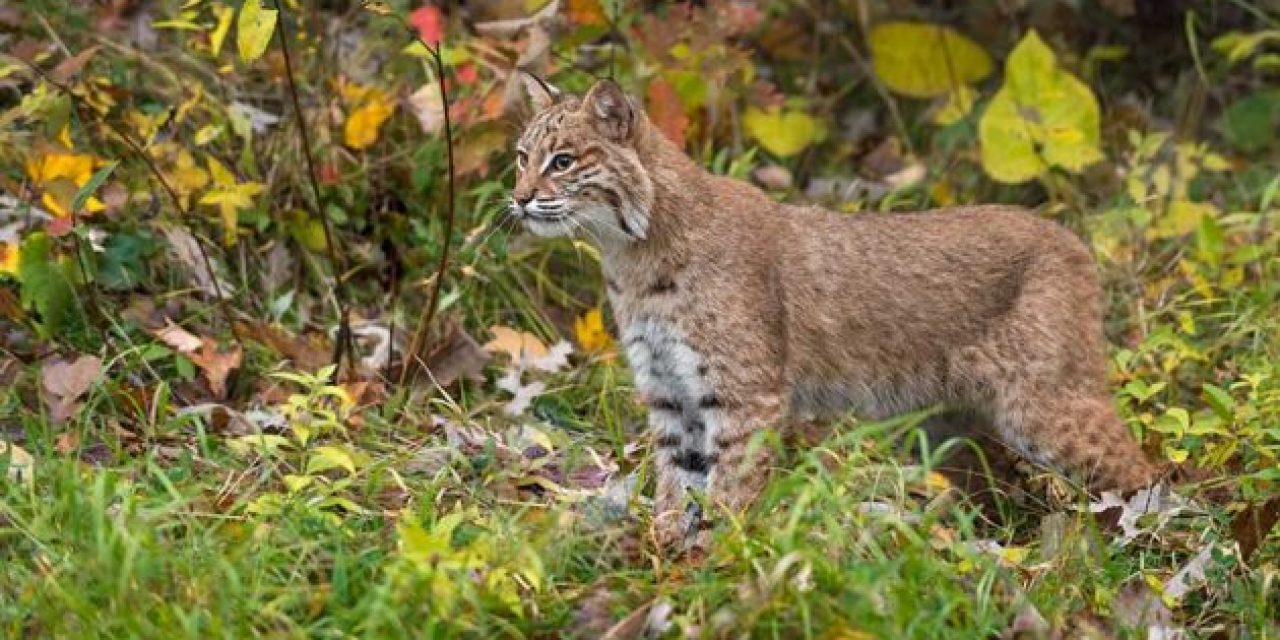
[510,78,654,243]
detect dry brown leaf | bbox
[484,326,549,362]
[1232,496,1280,562]
[189,339,242,398]
[239,321,331,371]
[41,355,103,423]
[52,45,101,82]
[600,599,672,640]
[161,226,235,299]
[151,319,202,354]
[472,0,560,38]
[422,322,489,387]
[55,432,79,456]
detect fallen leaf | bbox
[567,0,607,26]
[571,585,618,638]
[409,83,445,134]
[25,150,107,217]
[869,21,993,98]
[529,341,573,372]
[344,91,397,150]
[601,599,672,640]
[1000,603,1051,640]
[421,321,489,387]
[0,242,17,275]
[1163,544,1233,600]
[189,338,242,398]
[1231,496,1280,562]
[238,321,331,371]
[54,432,78,456]
[752,164,793,191]
[51,45,101,83]
[472,0,560,38]
[350,320,394,370]
[41,355,103,423]
[574,307,614,353]
[151,318,203,353]
[161,226,236,298]
[228,101,281,135]
[497,368,545,416]
[1112,580,1183,639]
[0,440,34,488]
[1086,483,1193,544]
[484,325,550,362]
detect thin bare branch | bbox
[271,0,354,382]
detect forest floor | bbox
[1,1,1278,637]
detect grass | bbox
[3,0,1280,638]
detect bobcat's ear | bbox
[520,72,561,112]
[582,79,636,141]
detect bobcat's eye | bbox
[549,153,575,173]
[516,151,528,172]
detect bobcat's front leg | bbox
[651,392,781,551]
[703,393,783,533]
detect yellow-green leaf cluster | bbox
[743,106,824,158]
[869,22,992,98]
[978,30,1104,183]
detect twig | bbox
[399,34,457,387]
[20,58,244,349]
[271,0,354,382]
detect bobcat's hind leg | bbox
[992,387,1159,494]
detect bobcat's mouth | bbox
[512,197,575,236]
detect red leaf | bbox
[46,216,74,237]
[456,63,478,86]
[646,78,688,148]
[318,163,341,185]
[409,5,444,47]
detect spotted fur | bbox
[511,79,1159,550]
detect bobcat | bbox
[510,77,1158,547]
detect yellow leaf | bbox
[200,157,264,245]
[194,124,223,145]
[338,80,374,105]
[1149,200,1217,239]
[171,149,210,207]
[567,0,608,26]
[932,85,978,126]
[743,106,823,158]
[0,242,18,275]
[210,4,235,57]
[869,22,993,98]
[978,30,1104,183]
[25,151,105,217]
[573,307,613,353]
[236,0,278,63]
[344,93,396,150]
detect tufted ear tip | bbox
[582,78,637,140]
[520,71,561,112]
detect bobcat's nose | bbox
[513,190,534,207]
